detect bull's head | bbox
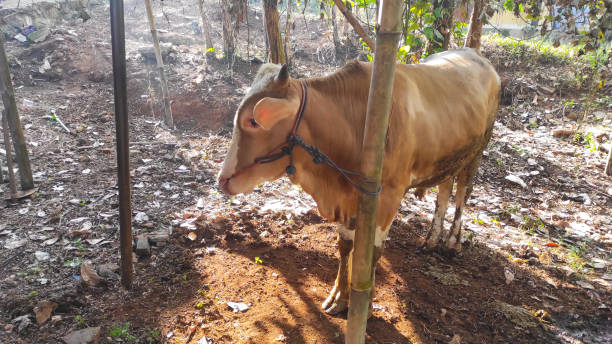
[217,64,302,195]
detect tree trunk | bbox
[284,0,293,64]
[2,111,18,198]
[221,0,235,58]
[0,34,33,191]
[331,3,341,62]
[197,0,214,55]
[334,0,375,52]
[606,148,612,176]
[426,0,454,54]
[263,0,285,64]
[144,0,174,129]
[464,0,484,50]
[345,0,403,342]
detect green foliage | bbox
[500,0,609,49]
[109,322,135,342]
[145,328,161,343]
[520,215,546,235]
[567,241,589,272]
[573,132,599,152]
[75,314,86,327]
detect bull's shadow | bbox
[218,209,610,343]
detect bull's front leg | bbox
[322,226,353,314]
[424,178,453,250]
[322,223,389,316]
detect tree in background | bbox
[426,0,456,53]
[198,0,214,56]
[220,0,235,58]
[220,0,247,60]
[263,0,286,64]
[464,0,484,50]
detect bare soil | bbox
[1,1,611,344]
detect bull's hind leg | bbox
[424,178,453,250]
[322,226,353,314]
[444,156,481,254]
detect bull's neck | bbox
[289,78,369,223]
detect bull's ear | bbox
[252,96,299,130]
[274,64,289,87]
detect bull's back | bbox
[386,48,500,187]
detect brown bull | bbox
[218,48,501,315]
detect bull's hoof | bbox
[322,286,348,315]
[441,244,462,257]
[443,238,462,257]
[418,237,441,253]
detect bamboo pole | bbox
[334,0,375,52]
[144,0,174,129]
[0,34,33,191]
[345,0,403,342]
[110,0,134,290]
[2,111,17,199]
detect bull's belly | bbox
[404,140,484,189]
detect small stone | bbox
[449,334,462,344]
[591,258,606,271]
[4,323,14,333]
[27,27,50,43]
[12,315,31,332]
[148,231,169,245]
[63,327,101,344]
[504,268,515,285]
[505,175,528,189]
[135,237,151,257]
[259,231,270,238]
[576,280,594,290]
[51,315,62,323]
[226,302,249,313]
[34,251,50,261]
[134,212,149,223]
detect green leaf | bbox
[423,27,434,40]
[434,29,444,40]
[504,0,514,12]
[434,8,442,19]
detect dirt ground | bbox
[1,1,611,344]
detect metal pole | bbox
[110,0,133,289]
[0,33,34,191]
[345,0,403,342]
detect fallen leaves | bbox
[34,301,58,325]
[80,262,101,287]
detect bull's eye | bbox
[249,118,259,128]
